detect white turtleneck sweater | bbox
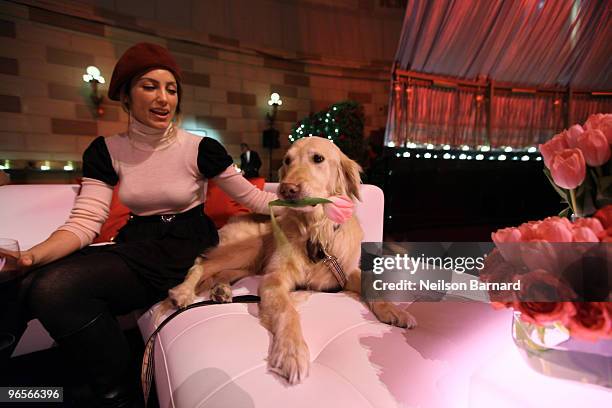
[58,118,277,247]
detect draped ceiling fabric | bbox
[386,0,612,148]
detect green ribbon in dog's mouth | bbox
[268,197,332,207]
[268,197,332,252]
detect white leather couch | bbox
[2,184,608,407]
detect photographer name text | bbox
[372,279,521,291]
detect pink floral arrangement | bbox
[487,208,612,341]
[539,113,612,216]
[484,113,612,342]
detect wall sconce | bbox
[266,92,282,126]
[263,93,282,180]
[83,66,105,117]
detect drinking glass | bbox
[0,238,21,283]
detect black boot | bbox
[56,312,144,408]
[0,281,28,364]
[0,332,17,358]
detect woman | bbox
[1,43,277,407]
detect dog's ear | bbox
[340,154,362,201]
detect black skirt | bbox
[95,204,218,294]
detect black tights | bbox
[2,247,156,342]
[1,247,166,405]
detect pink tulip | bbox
[323,196,354,224]
[585,113,612,144]
[549,148,586,190]
[565,124,584,148]
[536,217,573,242]
[597,226,612,241]
[492,227,522,264]
[576,129,610,166]
[539,133,569,168]
[594,205,612,228]
[573,217,604,235]
[519,240,560,273]
[491,227,522,244]
[572,227,599,242]
[518,220,542,241]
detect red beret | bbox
[108,42,183,101]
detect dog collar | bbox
[306,239,347,288]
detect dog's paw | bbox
[210,282,233,303]
[268,333,310,384]
[371,302,417,329]
[168,284,196,309]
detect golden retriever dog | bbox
[167,136,417,384]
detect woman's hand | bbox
[0,247,36,270]
[14,230,81,269]
[17,250,36,269]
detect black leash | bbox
[141,295,261,406]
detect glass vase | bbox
[512,311,612,388]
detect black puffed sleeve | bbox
[197,137,234,178]
[82,136,118,186]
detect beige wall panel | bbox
[194,87,227,103]
[21,97,75,118]
[27,133,77,152]
[210,74,242,92]
[0,131,26,151]
[0,112,50,133]
[0,75,48,98]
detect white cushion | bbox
[0,184,79,250]
[138,279,516,408]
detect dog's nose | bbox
[279,183,301,200]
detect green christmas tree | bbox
[289,100,365,161]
